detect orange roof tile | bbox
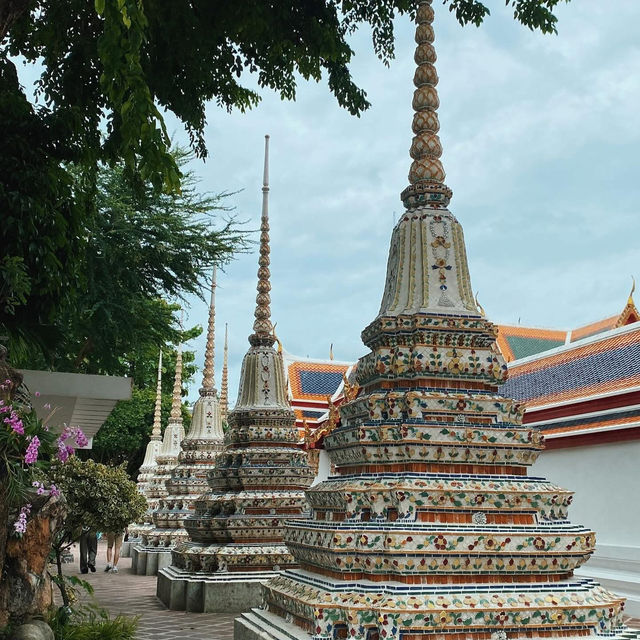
[287,360,350,401]
[570,314,618,342]
[542,413,640,436]
[497,325,568,362]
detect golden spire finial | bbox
[150,350,163,440]
[628,276,636,306]
[342,372,360,403]
[169,345,183,422]
[200,266,217,394]
[220,322,229,424]
[401,0,452,210]
[249,135,275,347]
[272,323,283,354]
[475,291,486,318]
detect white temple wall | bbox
[311,449,331,486]
[532,440,640,616]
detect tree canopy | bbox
[2,1,570,192]
[48,457,146,535]
[2,150,246,371]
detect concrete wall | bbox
[532,440,640,616]
[312,449,331,486]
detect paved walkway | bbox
[62,542,640,640]
[63,543,235,639]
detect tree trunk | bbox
[0,495,67,626]
[0,475,8,589]
[0,0,31,41]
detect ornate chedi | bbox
[147,269,225,555]
[235,4,640,640]
[129,350,164,543]
[157,135,314,613]
[132,344,186,575]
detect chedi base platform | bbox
[156,565,277,613]
[131,545,172,576]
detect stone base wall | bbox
[157,566,275,613]
[130,545,172,576]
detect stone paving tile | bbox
[62,542,235,639]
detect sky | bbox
[18,2,640,404]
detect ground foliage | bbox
[48,605,138,640]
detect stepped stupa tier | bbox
[157,136,314,613]
[128,350,165,542]
[132,344,186,575]
[149,269,225,550]
[236,3,638,640]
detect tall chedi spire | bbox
[158,136,313,613]
[138,271,226,574]
[376,0,475,318]
[236,3,638,640]
[151,350,164,441]
[200,267,217,393]
[130,350,164,541]
[220,323,229,425]
[134,341,186,572]
[144,343,184,501]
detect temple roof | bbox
[497,292,639,363]
[500,320,640,443]
[281,350,352,428]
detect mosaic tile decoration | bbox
[244,3,640,639]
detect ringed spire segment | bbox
[401,0,452,210]
[249,135,275,348]
[200,266,217,395]
[169,346,183,421]
[150,350,163,441]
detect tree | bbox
[3,150,246,371]
[47,457,147,607]
[0,58,86,360]
[2,1,569,192]
[91,372,193,479]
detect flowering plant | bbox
[0,379,86,536]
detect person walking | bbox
[104,530,124,573]
[79,526,97,574]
